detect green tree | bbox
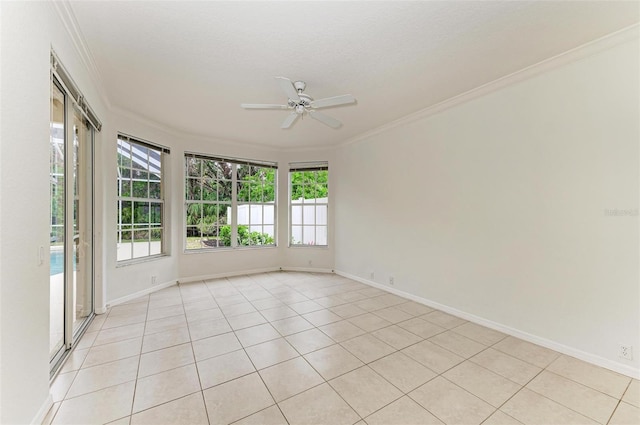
[291,170,328,200]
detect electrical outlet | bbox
[308,260,312,266]
[369,271,374,280]
[151,275,157,285]
[620,345,633,360]
[389,276,394,285]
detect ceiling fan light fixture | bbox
[241,77,356,129]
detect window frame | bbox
[289,162,329,248]
[184,152,277,251]
[116,134,169,264]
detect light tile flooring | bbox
[45,271,639,425]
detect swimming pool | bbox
[50,251,79,276]
[50,251,64,276]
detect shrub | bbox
[219,225,274,246]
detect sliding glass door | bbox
[50,77,95,372]
[50,81,66,363]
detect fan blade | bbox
[241,103,289,109]
[310,94,356,109]
[276,77,300,101]
[309,110,342,129]
[281,112,300,129]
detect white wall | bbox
[334,36,639,376]
[0,2,108,423]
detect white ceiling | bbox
[69,1,639,150]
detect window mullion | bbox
[231,164,238,248]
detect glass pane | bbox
[118,140,131,167]
[263,169,276,202]
[72,109,93,335]
[302,226,316,245]
[291,184,303,201]
[186,178,201,201]
[186,203,202,226]
[317,170,328,185]
[150,229,162,255]
[218,206,229,227]
[50,82,65,359]
[134,202,150,224]
[237,203,250,226]
[219,180,232,202]
[149,181,161,199]
[316,205,328,225]
[186,226,202,250]
[264,205,275,225]
[117,232,133,261]
[302,205,315,225]
[150,203,162,225]
[202,159,218,179]
[134,230,150,258]
[119,200,132,226]
[317,183,329,200]
[202,177,217,201]
[132,180,148,198]
[186,157,201,177]
[250,205,263,227]
[316,226,328,245]
[237,180,249,202]
[218,225,231,247]
[237,225,250,246]
[120,179,131,197]
[118,167,130,179]
[251,182,263,202]
[263,225,275,240]
[201,204,217,245]
[292,205,303,225]
[291,226,303,245]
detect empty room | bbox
[1,1,639,424]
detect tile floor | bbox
[44,271,639,425]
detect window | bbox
[185,153,276,250]
[117,135,169,261]
[289,162,328,246]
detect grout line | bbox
[55,271,615,425]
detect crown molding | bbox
[50,0,111,111]
[110,106,284,153]
[339,23,640,149]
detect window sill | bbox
[288,245,329,249]
[183,245,278,255]
[116,253,170,268]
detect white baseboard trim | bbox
[178,267,281,284]
[280,267,334,274]
[95,306,107,314]
[32,394,53,425]
[106,266,325,307]
[335,270,640,379]
[107,279,178,307]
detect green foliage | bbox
[237,167,276,202]
[291,170,328,200]
[219,225,274,246]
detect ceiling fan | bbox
[241,77,356,129]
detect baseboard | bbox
[32,394,53,425]
[335,270,640,379]
[280,267,334,273]
[107,279,178,307]
[178,267,281,284]
[106,266,325,306]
